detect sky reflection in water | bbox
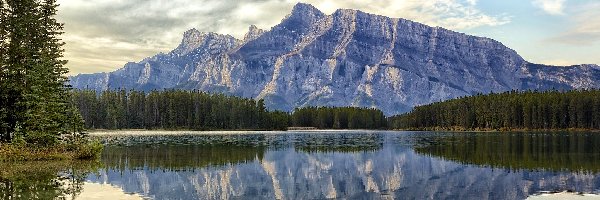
[3,131,600,199]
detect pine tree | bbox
[0,0,11,142]
[0,0,83,145]
[1,0,39,142]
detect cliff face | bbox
[70,3,600,115]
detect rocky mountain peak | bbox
[173,28,206,55]
[284,3,326,25]
[243,25,265,42]
[182,28,203,43]
[291,3,323,16]
[173,30,239,56]
[333,7,359,15]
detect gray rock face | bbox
[69,3,600,115]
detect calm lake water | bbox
[2,131,600,199]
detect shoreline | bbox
[0,142,103,162]
[87,129,388,136]
[85,128,600,136]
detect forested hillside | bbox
[291,107,387,129]
[71,90,290,130]
[74,89,600,131]
[389,90,600,130]
[71,90,390,131]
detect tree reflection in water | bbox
[414,132,600,173]
[0,161,100,199]
[101,145,266,171]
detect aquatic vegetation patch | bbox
[0,140,103,161]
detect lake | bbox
[2,131,600,199]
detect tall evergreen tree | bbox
[1,0,38,142]
[0,0,10,142]
[0,0,82,144]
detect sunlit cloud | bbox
[62,35,166,74]
[546,3,600,45]
[532,0,567,15]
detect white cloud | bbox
[466,0,478,6]
[532,0,567,15]
[56,0,509,74]
[547,2,600,45]
[528,2,600,66]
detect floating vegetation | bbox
[292,132,384,153]
[94,131,290,147]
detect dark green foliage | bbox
[415,132,600,173]
[71,89,291,130]
[291,107,387,129]
[0,0,9,141]
[390,90,600,130]
[72,90,388,130]
[0,0,84,144]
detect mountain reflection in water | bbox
[3,131,600,199]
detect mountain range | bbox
[70,3,600,115]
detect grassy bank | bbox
[0,140,103,161]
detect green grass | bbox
[0,140,103,161]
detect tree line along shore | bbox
[71,89,600,133]
[389,90,600,131]
[70,89,388,131]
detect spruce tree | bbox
[0,0,83,145]
[0,0,10,141]
[0,0,38,142]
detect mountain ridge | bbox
[69,3,600,115]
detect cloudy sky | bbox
[55,0,600,75]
